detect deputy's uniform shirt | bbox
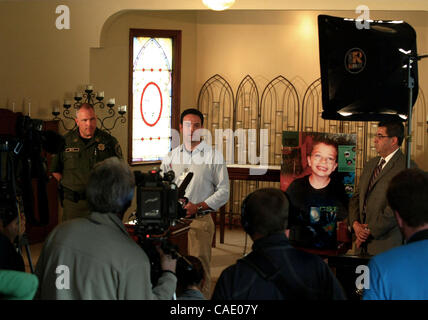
[50,128,122,193]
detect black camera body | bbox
[133,168,191,285]
[134,168,185,237]
[0,112,65,228]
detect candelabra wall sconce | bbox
[52,85,127,134]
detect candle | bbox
[75,92,82,98]
[53,105,60,113]
[98,91,104,98]
[108,98,115,105]
[86,85,93,90]
[119,105,127,113]
[64,99,71,105]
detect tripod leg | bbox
[20,234,35,274]
[24,242,35,274]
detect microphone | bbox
[177,172,193,199]
[176,172,193,219]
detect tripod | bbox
[18,233,35,273]
[0,138,35,273]
[405,53,428,169]
[15,200,35,274]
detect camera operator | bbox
[0,211,26,272]
[35,157,177,299]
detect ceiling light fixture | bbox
[202,0,236,11]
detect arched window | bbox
[128,29,181,165]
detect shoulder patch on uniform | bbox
[97,144,105,151]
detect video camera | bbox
[133,168,193,284]
[134,168,185,237]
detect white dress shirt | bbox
[160,140,230,211]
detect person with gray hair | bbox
[211,188,345,300]
[35,157,177,300]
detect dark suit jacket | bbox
[349,149,407,255]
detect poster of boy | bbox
[281,131,356,250]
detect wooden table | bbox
[218,165,281,244]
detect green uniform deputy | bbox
[50,103,123,221]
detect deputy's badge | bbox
[65,147,80,152]
[97,144,105,151]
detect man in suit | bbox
[363,169,428,299]
[349,120,409,255]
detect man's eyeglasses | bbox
[375,134,391,139]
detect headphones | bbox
[121,189,134,212]
[240,193,252,235]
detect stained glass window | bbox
[129,29,181,164]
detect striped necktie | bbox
[367,158,386,193]
[362,158,386,222]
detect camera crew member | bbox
[50,103,123,222]
[35,157,177,300]
[212,188,345,300]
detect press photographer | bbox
[35,157,177,300]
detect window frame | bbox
[128,29,181,166]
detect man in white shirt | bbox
[161,108,229,298]
[349,120,409,255]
